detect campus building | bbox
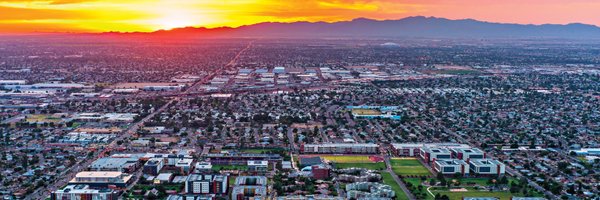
[392,143,471,157]
[69,171,133,188]
[420,148,452,162]
[184,174,228,195]
[433,159,470,176]
[346,182,395,199]
[88,157,139,173]
[451,148,486,161]
[468,159,506,176]
[247,160,269,172]
[300,143,379,154]
[143,158,165,176]
[203,153,282,166]
[231,176,268,200]
[392,143,423,156]
[51,185,119,200]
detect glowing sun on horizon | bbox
[153,12,199,30]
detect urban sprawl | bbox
[0,37,599,200]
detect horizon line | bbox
[1,15,598,35]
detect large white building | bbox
[69,171,132,188]
[420,148,452,162]
[301,143,379,154]
[51,184,118,200]
[433,159,470,176]
[468,159,506,176]
[451,148,486,161]
[392,143,470,157]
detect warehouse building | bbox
[88,157,139,173]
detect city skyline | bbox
[1,0,600,33]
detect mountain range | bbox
[103,16,600,39]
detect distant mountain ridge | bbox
[103,16,600,39]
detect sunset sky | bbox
[1,0,599,33]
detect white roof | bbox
[75,171,122,178]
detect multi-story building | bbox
[143,158,164,176]
[392,143,423,156]
[51,185,119,200]
[184,174,228,195]
[231,176,268,200]
[346,182,395,199]
[469,159,506,176]
[300,143,379,154]
[451,148,486,161]
[420,148,452,163]
[69,171,132,188]
[433,159,470,176]
[230,186,267,200]
[311,165,330,180]
[175,158,194,174]
[203,153,282,166]
[392,143,470,157]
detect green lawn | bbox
[335,162,386,170]
[381,172,409,200]
[212,165,248,171]
[405,178,544,200]
[431,187,515,200]
[390,158,432,176]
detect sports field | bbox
[321,155,372,163]
[26,114,62,123]
[390,158,432,176]
[351,108,382,115]
[321,155,386,170]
